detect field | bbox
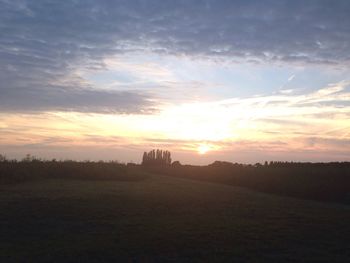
[1,170,349,262]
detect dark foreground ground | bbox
[0,173,349,262]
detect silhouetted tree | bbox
[142,152,147,165]
[142,149,171,166]
[0,154,6,162]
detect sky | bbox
[0,0,349,164]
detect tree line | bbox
[0,154,145,184]
[146,160,350,205]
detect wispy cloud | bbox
[279,74,295,91]
[287,75,295,82]
[1,81,349,162]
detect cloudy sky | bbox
[1,0,349,163]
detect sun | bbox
[198,144,211,155]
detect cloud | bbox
[287,75,295,82]
[279,74,295,90]
[1,78,349,162]
[154,81,350,146]
[1,0,350,113]
[0,85,156,114]
[279,89,294,95]
[2,0,349,64]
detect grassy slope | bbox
[0,174,349,262]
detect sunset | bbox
[0,1,349,262]
[1,0,349,163]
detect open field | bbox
[1,172,349,262]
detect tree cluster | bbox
[142,149,171,166]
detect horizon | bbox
[2,151,350,166]
[1,0,350,163]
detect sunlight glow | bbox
[198,144,211,155]
[0,80,349,161]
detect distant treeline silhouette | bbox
[148,160,350,205]
[0,154,145,184]
[142,149,171,166]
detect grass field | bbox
[1,173,349,262]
